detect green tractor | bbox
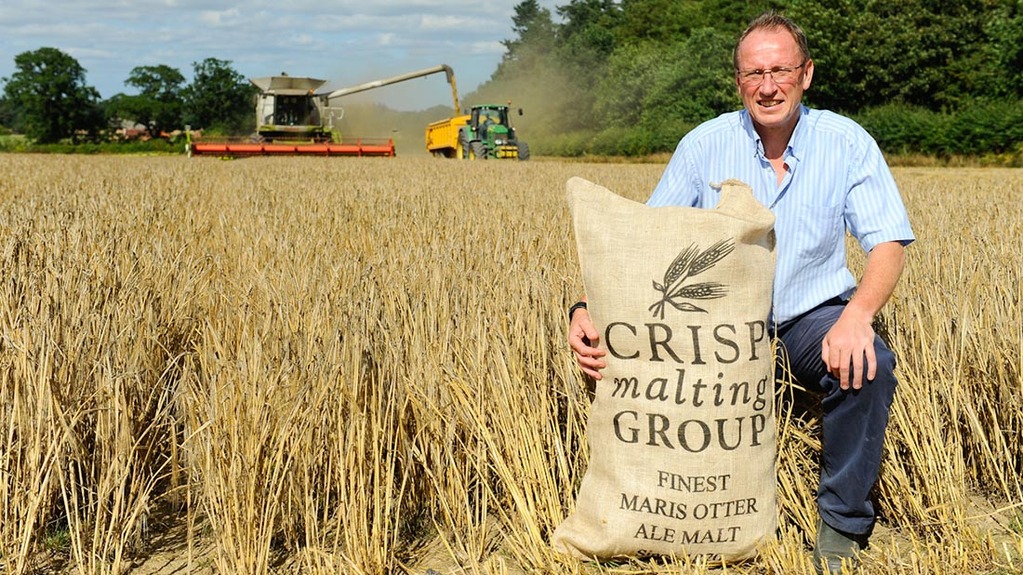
[459,105,529,160]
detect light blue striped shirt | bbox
[647,106,915,324]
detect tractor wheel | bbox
[470,141,487,160]
[517,141,531,161]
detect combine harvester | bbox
[189,64,460,158]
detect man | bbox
[567,11,914,574]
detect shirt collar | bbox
[787,105,809,164]
[740,105,809,163]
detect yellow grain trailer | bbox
[425,114,471,158]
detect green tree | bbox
[1,47,103,143]
[476,1,573,147]
[641,28,739,124]
[552,0,623,131]
[109,64,186,137]
[498,0,557,75]
[183,58,254,133]
[0,95,16,132]
[557,0,621,61]
[986,0,1023,100]
[616,0,780,44]
[615,0,692,43]
[595,28,737,137]
[486,0,1023,156]
[789,0,1000,112]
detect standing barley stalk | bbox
[0,155,1020,575]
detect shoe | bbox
[813,518,867,574]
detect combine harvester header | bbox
[187,136,396,158]
[189,64,459,158]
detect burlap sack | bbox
[554,177,777,561]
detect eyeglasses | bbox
[737,62,807,86]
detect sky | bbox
[0,0,563,111]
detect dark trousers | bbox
[773,299,898,535]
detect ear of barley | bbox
[671,281,727,300]
[687,238,735,277]
[662,243,701,287]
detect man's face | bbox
[735,28,813,136]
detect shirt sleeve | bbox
[646,139,701,208]
[844,133,916,253]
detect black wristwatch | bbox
[568,301,588,320]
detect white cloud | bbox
[0,0,564,110]
[463,40,506,57]
[289,33,316,46]
[419,14,478,31]
[198,8,242,26]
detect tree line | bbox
[3,1,1023,158]
[475,0,1023,159]
[0,47,255,145]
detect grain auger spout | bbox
[324,64,460,115]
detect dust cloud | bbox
[333,59,592,157]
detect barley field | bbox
[0,155,1020,575]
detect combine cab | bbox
[252,75,338,142]
[189,65,459,158]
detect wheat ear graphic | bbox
[649,238,734,319]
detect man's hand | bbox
[821,241,906,390]
[821,309,876,390]
[568,308,606,380]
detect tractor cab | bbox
[472,107,510,141]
